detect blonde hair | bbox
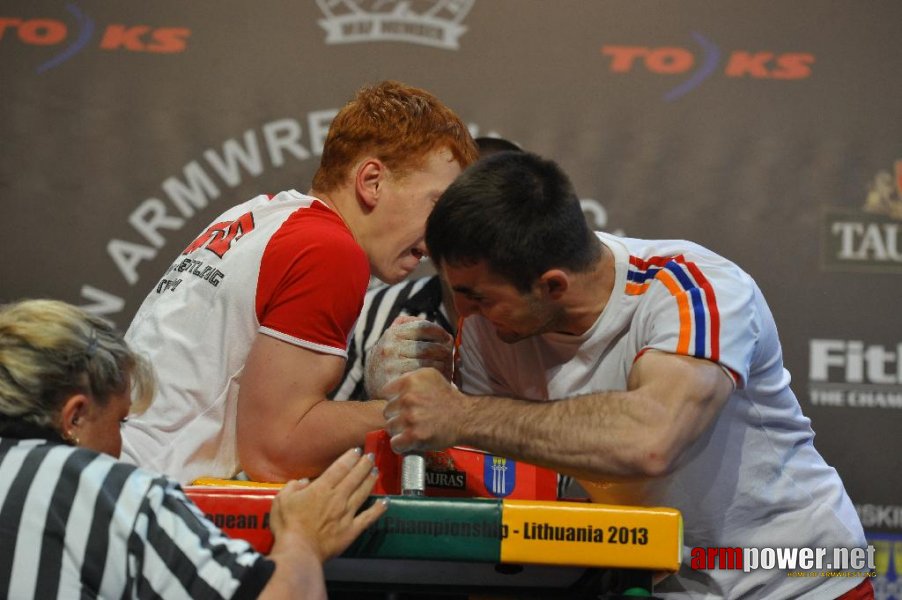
[0,299,154,430]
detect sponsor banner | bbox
[601,36,814,101]
[0,6,191,75]
[808,338,902,410]
[859,506,902,533]
[822,160,902,273]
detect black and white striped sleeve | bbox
[128,476,274,599]
[331,276,434,400]
[0,442,273,599]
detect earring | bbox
[65,430,80,446]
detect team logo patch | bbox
[484,455,516,497]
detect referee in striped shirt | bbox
[0,299,385,599]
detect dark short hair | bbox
[475,136,522,158]
[426,152,600,292]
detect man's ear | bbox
[539,269,570,299]
[57,393,89,440]
[354,158,385,210]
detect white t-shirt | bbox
[122,190,370,484]
[459,231,867,599]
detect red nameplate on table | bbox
[187,432,558,553]
[186,485,279,553]
[363,430,557,500]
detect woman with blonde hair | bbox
[0,299,386,599]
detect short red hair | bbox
[312,81,477,193]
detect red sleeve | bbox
[255,204,370,356]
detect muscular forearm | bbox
[386,354,732,484]
[456,352,732,481]
[242,399,386,482]
[456,392,668,482]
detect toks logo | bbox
[1,3,190,73]
[601,32,814,101]
[822,160,902,274]
[316,0,473,49]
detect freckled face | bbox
[369,147,462,284]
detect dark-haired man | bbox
[380,151,872,599]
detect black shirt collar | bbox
[0,415,68,444]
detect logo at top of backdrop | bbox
[0,3,190,74]
[600,32,814,101]
[821,159,902,274]
[316,0,473,49]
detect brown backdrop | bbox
[2,1,900,593]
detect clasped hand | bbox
[364,315,453,398]
[382,367,466,454]
[366,316,466,453]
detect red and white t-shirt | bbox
[121,190,370,483]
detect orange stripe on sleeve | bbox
[655,270,692,355]
[625,282,650,296]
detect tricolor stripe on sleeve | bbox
[625,254,723,364]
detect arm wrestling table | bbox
[185,486,682,598]
[187,432,681,598]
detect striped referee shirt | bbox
[330,275,452,401]
[0,435,273,599]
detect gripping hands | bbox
[364,316,454,398]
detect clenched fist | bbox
[364,316,453,398]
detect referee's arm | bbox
[131,477,277,599]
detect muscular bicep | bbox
[626,350,733,474]
[237,333,346,480]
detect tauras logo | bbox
[822,160,902,274]
[424,449,466,489]
[316,0,473,49]
[425,470,466,489]
[808,339,902,409]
